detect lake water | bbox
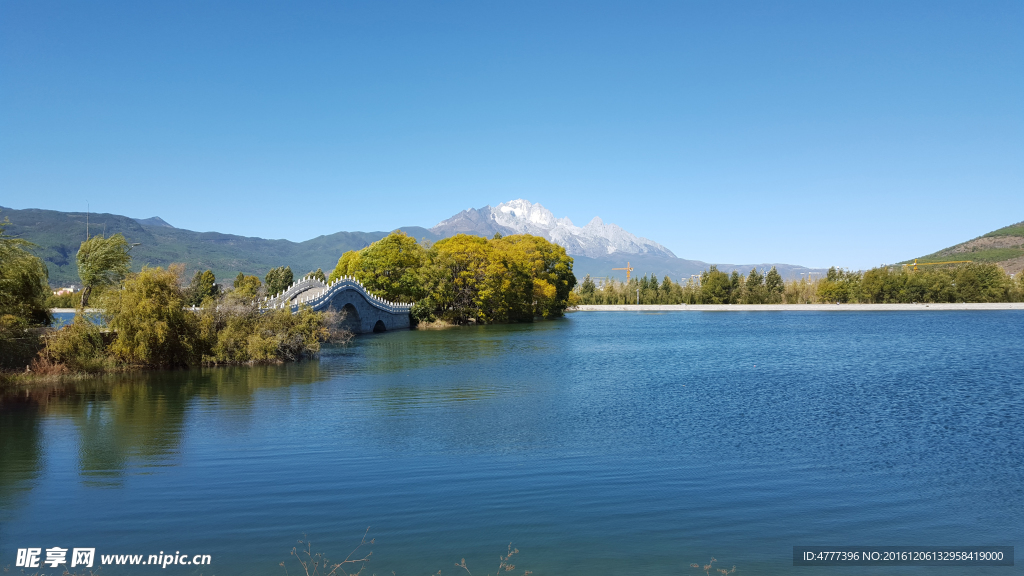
[2,311,1022,575]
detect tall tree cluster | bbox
[185,270,220,307]
[329,231,577,324]
[575,266,785,305]
[264,266,294,297]
[0,219,51,325]
[575,264,1023,305]
[76,233,132,307]
[0,217,52,368]
[41,264,334,371]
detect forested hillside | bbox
[909,220,1024,275]
[0,206,438,287]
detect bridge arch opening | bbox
[337,303,361,333]
[372,320,387,333]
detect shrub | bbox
[39,315,108,373]
[104,265,204,368]
[265,266,294,297]
[205,304,331,365]
[0,217,52,325]
[76,233,132,307]
[45,290,80,309]
[0,314,41,370]
[233,273,263,301]
[184,270,220,307]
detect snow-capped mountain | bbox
[430,199,677,259]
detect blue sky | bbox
[1,1,1021,269]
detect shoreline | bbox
[570,303,1024,312]
[51,304,1024,315]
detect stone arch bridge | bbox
[261,276,411,334]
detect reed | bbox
[281,533,532,576]
[690,556,737,575]
[454,543,531,576]
[281,529,374,576]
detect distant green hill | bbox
[910,220,1024,275]
[2,205,832,288]
[0,206,439,288]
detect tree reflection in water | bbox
[0,360,333,492]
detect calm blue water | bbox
[51,311,104,327]
[2,311,1022,575]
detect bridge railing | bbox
[263,276,327,307]
[261,275,414,315]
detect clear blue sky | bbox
[2,1,1021,269]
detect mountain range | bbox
[432,199,676,260]
[428,199,827,282]
[3,201,827,287]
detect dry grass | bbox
[281,529,374,576]
[689,556,736,575]
[0,361,113,391]
[282,534,531,576]
[321,309,355,345]
[453,543,531,576]
[26,355,70,376]
[414,319,457,330]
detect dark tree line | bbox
[575,263,1024,305]
[576,265,785,305]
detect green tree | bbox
[479,241,533,322]
[328,250,362,282]
[38,314,107,372]
[344,231,426,302]
[205,305,328,364]
[491,234,576,317]
[328,232,576,324]
[0,215,52,368]
[0,314,39,370]
[310,268,326,283]
[104,265,203,368]
[660,276,682,304]
[77,233,132,307]
[951,263,1012,302]
[185,270,219,307]
[765,267,784,303]
[0,217,51,326]
[579,274,597,303]
[743,268,766,304]
[729,271,742,304]
[700,266,731,304]
[419,234,492,324]
[265,266,294,297]
[816,267,861,303]
[232,272,262,301]
[1011,271,1024,302]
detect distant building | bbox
[53,286,77,296]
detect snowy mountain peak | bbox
[495,199,560,229]
[430,199,676,259]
